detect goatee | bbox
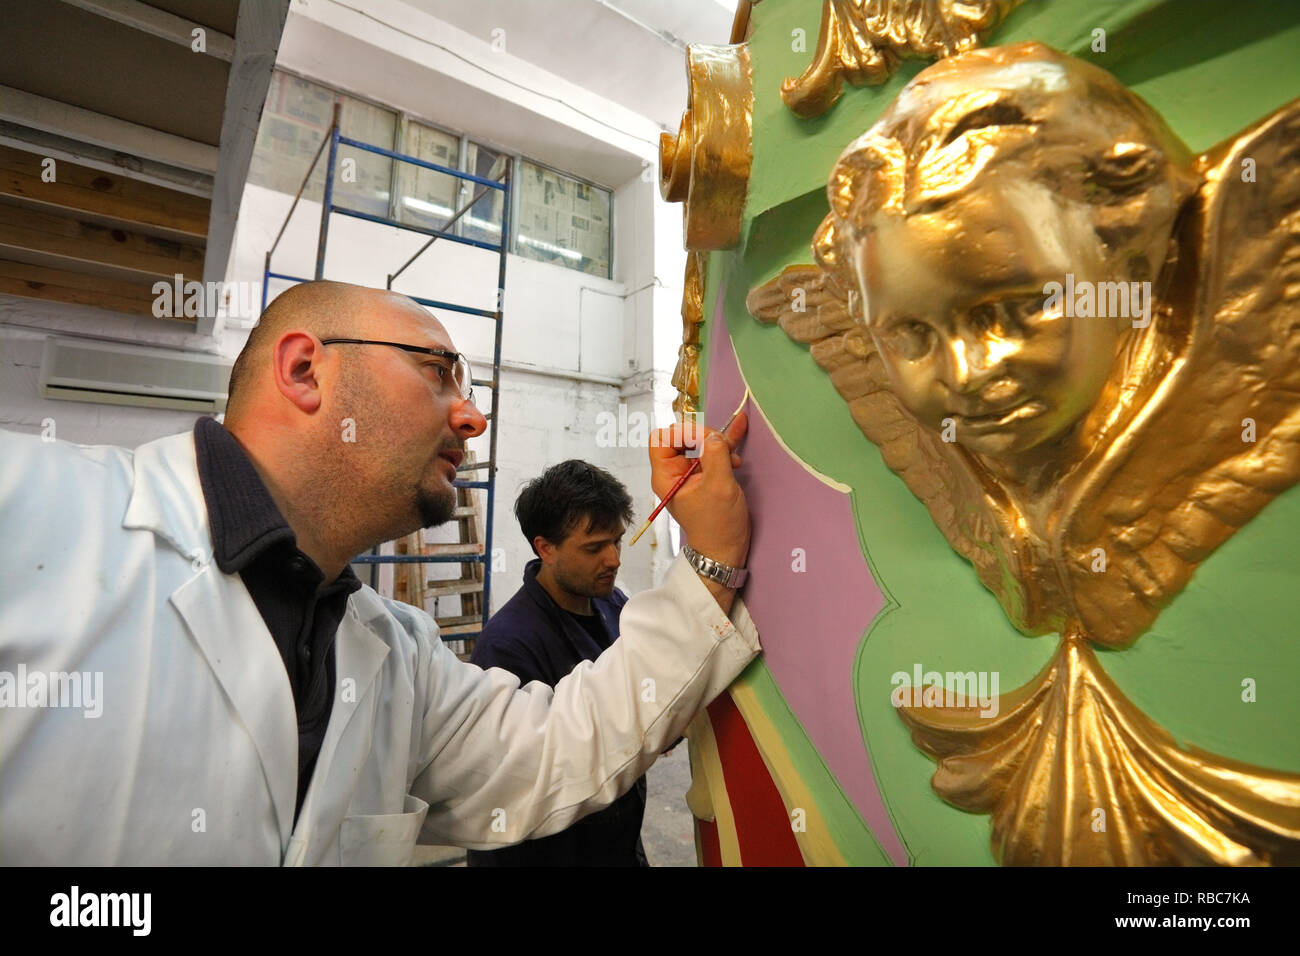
[417,484,456,528]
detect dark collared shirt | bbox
[193,416,361,821]
[466,558,647,867]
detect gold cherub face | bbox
[858,197,1130,460]
[831,47,1196,465]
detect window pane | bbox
[248,72,333,199]
[397,122,461,232]
[517,161,611,278]
[336,95,396,217]
[462,142,508,246]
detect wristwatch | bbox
[682,544,749,589]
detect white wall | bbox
[0,297,243,446]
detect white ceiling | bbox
[402,0,737,130]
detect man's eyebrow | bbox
[410,337,454,354]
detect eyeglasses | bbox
[321,338,475,403]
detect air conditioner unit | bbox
[40,336,232,413]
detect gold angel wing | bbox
[1062,99,1300,647]
[744,244,1048,634]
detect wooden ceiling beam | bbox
[0,258,178,320]
[0,203,204,284]
[0,121,213,197]
[0,86,219,175]
[0,145,209,241]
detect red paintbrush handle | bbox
[645,456,702,525]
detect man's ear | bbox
[533,536,554,563]
[272,331,325,414]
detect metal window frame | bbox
[392,114,467,234]
[460,138,510,245]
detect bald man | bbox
[0,281,759,865]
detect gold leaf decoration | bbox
[782,0,1023,117]
[898,634,1300,866]
[672,252,708,415]
[660,44,754,250]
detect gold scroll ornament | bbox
[782,0,1023,117]
[660,43,753,413]
[747,42,1300,864]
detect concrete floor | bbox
[641,743,697,867]
[414,742,698,867]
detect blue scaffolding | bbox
[262,104,508,650]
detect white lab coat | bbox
[0,428,760,865]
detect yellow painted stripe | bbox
[686,710,743,866]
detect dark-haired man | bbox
[468,460,647,866]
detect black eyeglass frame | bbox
[320,337,475,402]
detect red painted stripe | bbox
[706,694,806,867]
[696,815,722,868]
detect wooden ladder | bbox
[391,452,486,660]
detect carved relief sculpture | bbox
[747,43,1300,864]
[782,0,1024,116]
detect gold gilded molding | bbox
[661,39,751,413]
[729,0,759,44]
[747,42,1300,864]
[782,0,1022,117]
[660,43,754,250]
[672,251,707,415]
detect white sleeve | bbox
[409,552,760,849]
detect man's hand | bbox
[649,413,750,611]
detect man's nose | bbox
[449,396,488,438]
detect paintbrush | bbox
[628,387,750,546]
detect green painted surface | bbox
[702,0,1300,864]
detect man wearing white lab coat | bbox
[0,281,758,865]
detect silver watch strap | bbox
[682,544,748,589]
